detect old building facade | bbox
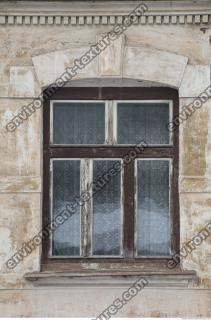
[0,0,211,317]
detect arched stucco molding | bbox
[123,46,188,89]
[31,45,188,90]
[8,44,188,97]
[32,47,98,88]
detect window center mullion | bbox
[80,159,93,257]
[105,100,114,145]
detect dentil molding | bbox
[0,1,211,26]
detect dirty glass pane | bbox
[117,102,170,145]
[53,102,105,144]
[136,160,170,256]
[92,160,122,256]
[52,160,80,256]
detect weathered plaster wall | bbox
[0,287,211,317]
[0,3,211,316]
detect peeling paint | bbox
[0,8,211,317]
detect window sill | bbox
[24,270,197,288]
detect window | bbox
[42,87,179,273]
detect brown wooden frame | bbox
[42,87,179,273]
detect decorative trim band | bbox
[0,14,211,25]
[0,1,211,26]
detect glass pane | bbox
[53,102,105,144]
[117,102,170,145]
[136,160,170,256]
[92,160,122,256]
[52,160,80,256]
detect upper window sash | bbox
[50,100,173,146]
[116,100,173,146]
[50,100,106,146]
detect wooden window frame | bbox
[42,87,179,273]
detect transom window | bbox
[51,100,172,146]
[42,87,179,272]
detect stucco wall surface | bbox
[0,0,211,317]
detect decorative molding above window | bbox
[0,1,211,26]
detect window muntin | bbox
[135,159,171,258]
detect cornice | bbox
[0,1,211,25]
